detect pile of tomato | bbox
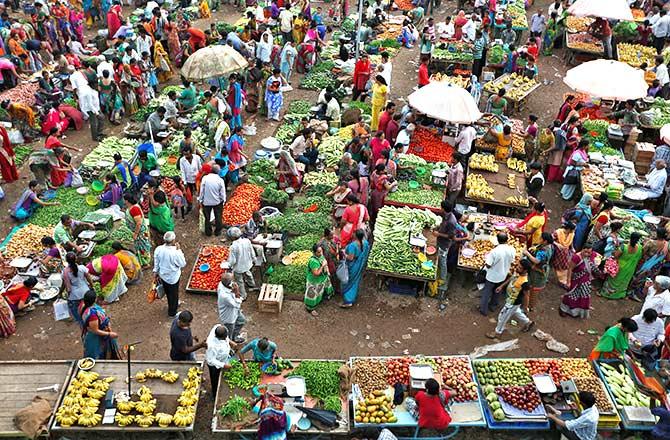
[222,183,264,226]
[407,128,455,164]
[385,357,415,386]
[187,245,230,292]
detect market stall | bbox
[407,127,455,164]
[482,73,540,113]
[492,0,528,40]
[350,356,485,430]
[474,115,526,158]
[564,32,604,66]
[464,153,529,209]
[185,245,230,294]
[431,41,474,74]
[367,206,441,296]
[212,360,349,436]
[50,360,203,433]
[0,361,74,438]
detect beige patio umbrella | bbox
[180,45,249,81]
[408,82,482,124]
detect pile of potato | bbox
[4,225,54,259]
[353,359,388,396]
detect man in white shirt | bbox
[96,56,114,78]
[380,52,392,91]
[454,124,476,156]
[630,309,665,357]
[136,27,153,56]
[178,147,202,212]
[198,165,226,237]
[437,16,455,40]
[68,66,88,91]
[279,7,293,43]
[655,56,669,98]
[638,275,670,318]
[78,83,104,141]
[643,159,668,200]
[480,232,517,316]
[227,227,257,300]
[462,14,479,42]
[396,123,415,153]
[164,90,179,125]
[153,231,187,317]
[652,10,670,53]
[325,95,341,123]
[217,273,246,342]
[529,9,547,36]
[547,392,599,440]
[205,324,238,395]
[649,6,661,26]
[67,40,92,58]
[547,1,562,18]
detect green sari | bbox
[304,255,333,311]
[600,243,643,300]
[543,19,557,56]
[124,206,152,267]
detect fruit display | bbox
[458,238,495,269]
[476,135,525,156]
[469,153,499,172]
[187,245,230,292]
[407,127,455,163]
[558,358,596,379]
[438,357,479,402]
[524,359,564,384]
[565,16,593,33]
[507,174,516,189]
[465,174,494,200]
[474,360,532,387]
[506,157,526,173]
[493,385,542,413]
[483,73,539,101]
[618,43,656,68]
[385,357,414,386]
[573,377,615,414]
[55,371,113,427]
[430,73,470,88]
[368,206,441,278]
[581,167,607,197]
[505,195,528,207]
[567,33,603,54]
[354,391,398,424]
[352,359,389,397]
[506,0,528,29]
[598,362,650,408]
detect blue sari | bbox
[573,207,592,251]
[230,82,243,129]
[81,304,120,359]
[342,239,370,305]
[265,76,283,120]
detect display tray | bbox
[464,161,529,209]
[0,361,74,437]
[50,360,202,432]
[185,244,229,294]
[212,359,349,435]
[566,32,604,55]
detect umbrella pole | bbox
[354,0,364,61]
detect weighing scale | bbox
[409,364,434,392]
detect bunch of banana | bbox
[144,368,164,379]
[79,398,100,410]
[87,388,106,400]
[115,413,134,427]
[77,412,102,427]
[135,399,157,415]
[506,195,529,207]
[138,386,153,400]
[135,414,155,428]
[91,380,110,392]
[506,157,527,173]
[79,358,95,370]
[177,391,198,407]
[155,412,174,427]
[507,174,516,189]
[76,371,100,387]
[116,400,135,414]
[466,174,494,200]
[161,370,179,383]
[55,406,79,427]
[173,406,195,427]
[135,371,148,383]
[469,153,499,172]
[182,377,201,390]
[187,367,202,380]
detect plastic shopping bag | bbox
[53,299,70,321]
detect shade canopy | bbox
[567,0,633,21]
[407,82,482,124]
[180,45,249,81]
[563,59,647,100]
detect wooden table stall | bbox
[0,361,74,438]
[464,161,529,211]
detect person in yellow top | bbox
[488,124,513,161]
[512,202,547,246]
[370,75,388,131]
[292,14,308,44]
[111,242,142,285]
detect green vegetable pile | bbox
[63,97,78,108]
[303,171,338,187]
[292,361,342,401]
[261,187,289,206]
[368,206,441,277]
[161,162,180,177]
[215,22,238,36]
[346,100,371,115]
[341,18,355,32]
[487,44,504,64]
[386,181,443,208]
[370,38,401,49]
[284,233,322,254]
[432,42,474,62]
[267,208,332,235]
[611,207,649,240]
[13,145,32,166]
[131,96,169,122]
[396,153,427,168]
[613,21,638,39]
[300,71,337,91]
[287,100,312,115]
[160,85,184,96]
[275,119,300,145]
[219,395,251,422]
[305,184,332,197]
[582,120,623,158]
[311,60,335,74]
[82,136,137,167]
[223,361,262,390]
[164,127,209,157]
[323,395,342,413]
[267,264,306,294]
[319,136,347,167]
[248,159,275,181]
[29,188,97,227]
[293,195,334,212]
[649,98,670,127]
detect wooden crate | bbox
[257,284,283,313]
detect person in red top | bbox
[588,17,612,59]
[187,27,207,51]
[385,114,400,145]
[0,124,18,183]
[411,378,452,430]
[3,277,38,314]
[418,55,430,88]
[526,38,539,60]
[377,102,395,135]
[352,53,371,101]
[370,131,390,164]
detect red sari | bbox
[45,137,67,187]
[106,5,122,40]
[0,126,17,182]
[353,59,371,91]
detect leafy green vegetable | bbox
[275,120,300,145]
[346,101,371,115]
[13,145,32,166]
[323,395,342,413]
[267,209,332,235]
[386,181,444,208]
[300,71,337,91]
[261,187,289,205]
[267,264,306,294]
[285,233,322,254]
[223,361,262,390]
[287,100,312,115]
[219,395,251,421]
[292,361,342,401]
[82,136,137,167]
[29,188,97,227]
[160,85,184,96]
[248,159,275,181]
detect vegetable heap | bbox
[267,264,306,294]
[188,245,230,292]
[648,98,670,127]
[223,361,262,390]
[222,184,264,226]
[275,119,301,145]
[261,187,289,206]
[219,395,251,422]
[368,206,441,277]
[284,233,322,254]
[292,361,342,401]
[319,136,347,167]
[407,128,454,164]
[611,207,648,240]
[300,70,337,91]
[3,224,54,258]
[81,136,137,167]
[29,188,97,227]
[267,207,332,235]
[582,120,623,157]
[303,171,338,187]
[432,42,474,62]
[386,181,443,208]
[323,395,342,413]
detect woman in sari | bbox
[304,244,333,311]
[489,124,513,161]
[111,242,142,285]
[228,74,243,129]
[511,201,547,246]
[258,393,291,440]
[341,230,370,308]
[148,189,174,247]
[348,168,369,206]
[454,10,467,40]
[0,295,15,337]
[79,291,121,359]
[0,124,18,183]
[601,232,643,300]
[99,174,122,207]
[277,150,302,190]
[99,70,123,124]
[542,12,558,56]
[42,103,70,135]
[570,193,594,251]
[318,228,339,293]
[524,232,554,312]
[87,254,128,303]
[352,53,371,101]
[295,41,315,74]
[486,89,508,116]
[292,14,308,44]
[560,139,589,201]
[280,41,297,83]
[369,163,394,224]
[49,147,70,188]
[585,201,616,249]
[123,193,152,267]
[265,68,286,121]
[629,228,669,301]
[543,121,564,183]
[153,41,172,83]
[119,65,139,116]
[227,126,248,184]
[560,245,595,318]
[106,2,123,40]
[589,317,638,360]
[340,194,369,247]
[167,24,181,61]
[552,222,575,288]
[11,180,57,220]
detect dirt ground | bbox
[0,0,644,438]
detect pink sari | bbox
[340,204,369,246]
[88,255,119,288]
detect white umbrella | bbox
[661,124,670,144]
[181,45,249,81]
[407,82,482,124]
[563,60,647,100]
[568,0,633,21]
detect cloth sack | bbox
[14,396,52,439]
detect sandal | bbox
[522,321,535,333]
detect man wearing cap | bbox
[198,165,227,236]
[217,272,246,343]
[153,231,187,317]
[227,227,257,300]
[395,123,415,153]
[638,275,670,320]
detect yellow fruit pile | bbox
[505,196,529,207]
[135,368,180,383]
[466,174,494,200]
[355,391,398,424]
[55,371,115,428]
[173,367,202,427]
[618,43,656,68]
[483,73,538,100]
[431,73,470,88]
[469,153,499,172]
[507,157,526,173]
[507,174,516,189]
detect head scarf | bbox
[577,193,593,212]
[656,275,670,290]
[258,393,287,440]
[279,150,298,176]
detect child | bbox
[170,176,188,220]
[180,129,194,155]
[486,259,535,339]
